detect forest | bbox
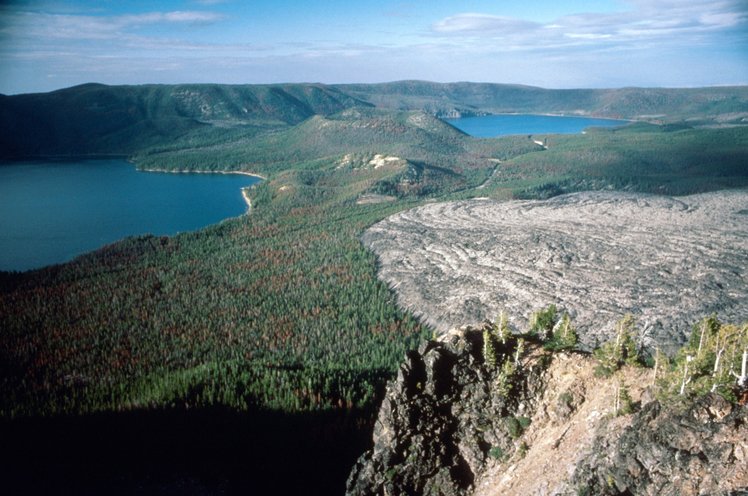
[1,81,747,494]
[2,83,748,419]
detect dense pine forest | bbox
[2,82,748,418]
[1,81,747,493]
[2,130,745,416]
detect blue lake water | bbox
[0,160,261,271]
[445,114,628,137]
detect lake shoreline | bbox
[137,168,265,213]
[137,167,266,180]
[1,160,262,271]
[444,113,632,138]
[455,112,636,122]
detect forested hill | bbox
[2,81,747,158]
[337,80,748,121]
[0,82,372,157]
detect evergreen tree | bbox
[529,304,557,341]
[496,359,516,397]
[614,380,634,415]
[656,319,748,403]
[483,328,497,368]
[546,312,578,351]
[494,310,511,345]
[594,314,640,377]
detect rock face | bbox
[361,191,748,353]
[346,326,550,496]
[572,394,748,495]
[346,328,748,496]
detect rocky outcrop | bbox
[572,393,748,495]
[346,327,748,496]
[346,326,550,496]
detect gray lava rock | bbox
[571,393,748,495]
[362,191,748,354]
[346,327,549,496]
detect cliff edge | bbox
[346,325,748,495]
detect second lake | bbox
[445,113,629,137]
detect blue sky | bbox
[0,0,746,94]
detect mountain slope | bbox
[0,83,371,157]
[2,81,747,158]
[336,81,748,122]
[134,108,485,179]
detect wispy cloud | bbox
[433,13,539,34]
[430,0,747,51]
[1,0,746,93]
[1,10,225,42]
[192,0,229,5]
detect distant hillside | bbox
[2,81,747,158]
[0,83,371,158]
[336,81,748,122]
[135,108,474,173]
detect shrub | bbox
[488,446,506,460]
[505,417,521,438]
[529,304,557,341]
[516,441,529,459]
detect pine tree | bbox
[494,310,511,345]
[594,314,640,376]
[514,338,525,366]
[652,347,668,385]
[550,313,578,350]
[483,328,497,368]
[679,355,694,395]
[496,359,516,397]
[529,304,557,341]
[618,381,634,415]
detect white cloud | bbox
[564,33,612,40]
[1,0,746,92]
[133,11,224,24]
[433,13,539,34]
[1,9,225,42]
[430,0,748,51]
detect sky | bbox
[0,0,746,94]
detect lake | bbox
[0,160,261,271]
[445,113,628,137]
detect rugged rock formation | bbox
[346,327,748,496]
[346,326,549,495]
[571,394,748,495]
[362,191,748,354]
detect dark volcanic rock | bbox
[347,326,748,495]
[346,327,549,496]
[572,393,748,495]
